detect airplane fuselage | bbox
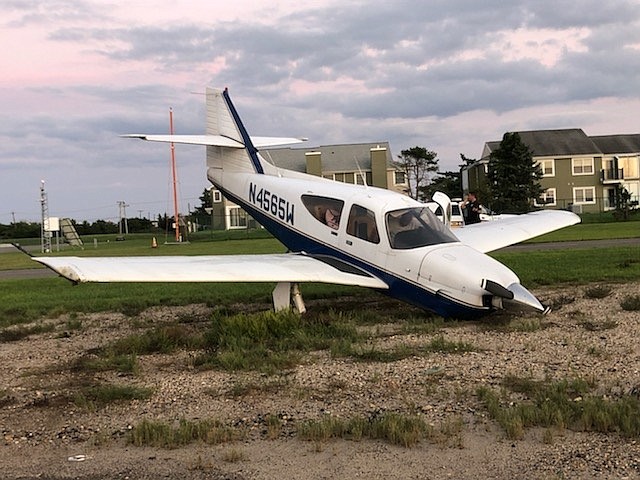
[209,166,521,318]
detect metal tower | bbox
[40,180,51,253]
[117,200,129,237]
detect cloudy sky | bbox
[2,0,640,223]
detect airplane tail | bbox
[205,88,264,174]
[123,87,304,177]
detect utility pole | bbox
[40,180,51,253]
[169,107,181,242]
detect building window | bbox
[572,158,594,176]
[227,206,248,229]
[324,172,361,184]
[534,188,556,206]
[573,186,596,205]
[619,156,639,179]
[355,172,373,185]
[537,159,555,177]
[394,171,407,185]
[212,190,222,203]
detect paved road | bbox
[500,237,640,252]
[2,238,638,280]
[0,268,57,280]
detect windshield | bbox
[386,207,459,249]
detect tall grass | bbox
[298,413,430,447]
[128,418,239,448]
[73,384,153,409]
[107,325,204,355]
[195,310,360,374]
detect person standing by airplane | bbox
[464,192,481,224]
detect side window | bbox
[346,204,380,244]
[301,195,344,230]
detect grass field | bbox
[3,219,639,270]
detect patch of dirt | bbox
[2,284,640,479]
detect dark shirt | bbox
[465,200,481,224]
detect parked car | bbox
[450,198,464,227]
[425,197,464,228]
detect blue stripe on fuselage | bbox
[215,183,487,319]
[222,88,264,174]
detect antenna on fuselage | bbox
[264,151,283,177]
[353,156,368,188]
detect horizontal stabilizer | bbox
[33,254,388,289]
[121,134,306,148]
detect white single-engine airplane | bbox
[34,88,580,318]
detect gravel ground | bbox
[1,282,640,479]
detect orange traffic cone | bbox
[151,237,158,248]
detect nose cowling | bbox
[419,245,546,313]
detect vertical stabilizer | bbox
[206,88,263,175]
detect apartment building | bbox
[462,129,640,213]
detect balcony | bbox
[600,168,624,183]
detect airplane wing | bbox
[32,253,388,289]
[453,210,581,253]
[121,134,306,148]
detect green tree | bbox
[613,185,632,221]
[395,147,439,201]
[420,171,461,200]
[459,153,491,208]
[193,188,214,215]
[487,132,544,213]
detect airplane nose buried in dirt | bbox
[419,245,546,313]
[505,282,546,312]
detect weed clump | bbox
[108,325,204,355]
[620,294,640,311]
[128,418,239,448]
[0,322,55,342]
[298,412,430,447]
[477,377,640,439]
[195,310,359,374]
[74,384,152,409]
[584,285,612,299]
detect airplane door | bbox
[343,203,388,269]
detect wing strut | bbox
[272,282,306,314]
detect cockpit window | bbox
[301,195,344,230]
[386,207,458,249]
[346,204,380,244]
